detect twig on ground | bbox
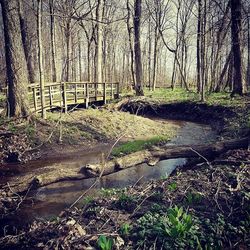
[190,147,212,167]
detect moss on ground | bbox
[111,136,169,157]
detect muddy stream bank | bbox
[0,118,217,231]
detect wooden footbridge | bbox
[28,82,120,112]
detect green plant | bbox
[116,193,136,211]
[25,124,36,138]
[7,122,17,133]
[168,182,177,191]
[82,196,94,205]
[185,192,202,205]
[100,188,121,197]
[165,206,193,239]
[150,203,166,213]
[134,207,201,249]
[97,235,113,250]
[120,223,131,236]
[150,191,164,202]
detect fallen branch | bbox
[6,137,248,194]
[81,137,249,178]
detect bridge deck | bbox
[28,82,120,112]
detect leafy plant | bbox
[116,193,136,211]
[25,124,36,138]
[97,235,113,250]
[120,223,131,236]
[168,182,177,191]
[7,122,17,133]
[134,207,201,249]
[100,188,121,197]
[164,206,193,239]
[82,196,94,205]
[185,192,202,205]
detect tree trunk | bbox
[65,20,71,82]
[197,0,202,94]
[152,27,159,91]
[95,0,103,83]
[134,0,144,96]
[18,0,36,83]
[126,0,136,88]
[230,0,245,96]
[1,0,30,117]
[216,50,232,92]
[148,15,152,90]
[49,0,57,82]
[200,0,206,102]
[37,0,46,119]
[78,32,82,81]
[247,7,250,90]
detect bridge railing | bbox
[28,82,120,112]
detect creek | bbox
[0,119,217,230]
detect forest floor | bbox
[0,89,249,249]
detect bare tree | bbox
[49,0,57,82]
[96,0,104,83]
[37,0,46,118]
[18,0,36,83]
[0,0,30,117]
[230,0,246,96]
[133,0,144,95]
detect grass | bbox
[0,92,6,107]
[111,136,169,157]
[144,87,199,102]
[143,87,249,108]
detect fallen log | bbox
[81,137,249,177]
[5,137,248,194]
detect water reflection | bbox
[3,120,217,220]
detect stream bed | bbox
[1,119,217,228]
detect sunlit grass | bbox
[144,87,199,102]
[142,87,248,108]
[112,136,169,157]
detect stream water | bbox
[1,119,217,229]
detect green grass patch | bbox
[144,87,248,108]
[0,92,6,107]
[112,136,168,157]
[144,87,199,102]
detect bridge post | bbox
[62,82,67,113]
[103,82,106,104]
[85,82,89,108]
[115,82,120,99]
[49,86,53,107]
[32,87,37,111]
[75,84,78,103]
[95,83,98,101]
[111,83,113,98]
